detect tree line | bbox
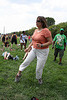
[4,17,67,38]
[9,17,55,36]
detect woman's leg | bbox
[19,49,36,72]
[15,49,36,82]
[36,48,49,80]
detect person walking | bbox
[15,16,52,84]
[52,28,66,65]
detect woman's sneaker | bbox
[15,74,21,82]
[38,78,43,84]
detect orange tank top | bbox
[32,28,51,49]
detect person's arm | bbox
[16,35,17,39]
[64,36,66,51]
[36,36,52,48]
[43,36,52,47]
[24,42,33,52]
[64,43,66,51]
[23,52,28,60]
[21,35,25,42]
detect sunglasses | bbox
[36,20,41,22]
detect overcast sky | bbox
[0,0,67,33]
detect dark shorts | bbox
[25,39,27,44]
[11,39,17,44]
[2,39,5,43]
[54,48,64,58]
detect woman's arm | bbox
[43,36,52,47]
[25,42,33,52]
[36,36,52,48]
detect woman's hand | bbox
[24,48,29,52]
[25,42,33,52]
[36,36,52,48]
[36,43,42,47]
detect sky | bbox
[0,0,67,34]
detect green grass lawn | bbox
[0,39,67,100]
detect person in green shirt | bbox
[52,28,66,65]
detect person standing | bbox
[2,34,6,46]
[11,32,17,48]
[20,31,27,51]
[15,16,52,84]
[52,28,66,65]
[5,34,9,43]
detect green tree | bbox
[46,17,55,27]
[49,22,67,38]
[25,27,36,36]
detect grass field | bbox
[0,39,67,100]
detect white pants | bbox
[19,47,49,79]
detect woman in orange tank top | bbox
[15,16,52,84]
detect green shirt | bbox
[53,34,66,49]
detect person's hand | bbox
[36,43,41,47]
[24,48,29,52]
[23,52,28,60]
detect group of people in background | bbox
[1,31,31,50]
[0,31,31,61]
[0,16,66,85]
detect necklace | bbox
[37,28,43,32]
